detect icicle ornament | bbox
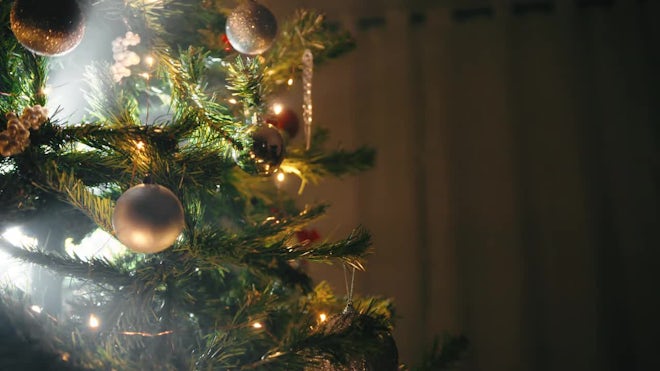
[302,49,314,150]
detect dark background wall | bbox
[269,0,659,370]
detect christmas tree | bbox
[0,1,464,369]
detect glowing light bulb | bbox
[276,172,285,182]
[41,85,53,96]
[228,98,237,105]
[89,314,100,329]
[273,103,283,115]
[135,141,145,150]
[287,78,294,86]
[252,322,263,329]
[144,55,155,67]
[319,313,327,322]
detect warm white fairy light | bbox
[0,162,15,175]
[144,55,155,67]
[136,140,146,150]
[89,314,100,329]
[319,313,327,322]
[41,85,53,96]
[276,172,286,183]
[287,78,294,86]
[228,98,238,105]
[252,322,263,329]
[272,103,283,115]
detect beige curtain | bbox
[276,0,660,370]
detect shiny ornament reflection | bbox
[10,0,85,56]
[234,124,285,176]
[112,183,185,253]
[225,0,277,55]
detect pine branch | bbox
[243,303,393,371]
[225,56,269,113]
[37,164,114,232]
[158,47,234,129]
[83,64,140,125]
[0,293,93,371]
[0,240,132,287]
[264,10,356,87]
[244,227,372,271]
[186,204,327,262]
[0,1,48,112]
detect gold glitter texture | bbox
[10,0,85,57]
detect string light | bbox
[41,85,53,96]
[135,140,145,150]
[252,322,263,329]
[88,314,100,329]
[272,103,283,115]
[287,78,294,86]
[276,172,286,183]
[30,305,42,314]
[228,98,238,105]
[319,313,327,322]
[144,55,155,68]
[120,330,174,337]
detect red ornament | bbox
[220,33,233,52]
[296,229,321,244]
[266,107,300,138]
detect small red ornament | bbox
[296,229,321,244]
[266,107,300,138]
[220,33,233,52]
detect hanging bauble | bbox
[10,0,86,56]
[234,123,285,176]
[112,181,185,254]
[225,0,277,55]
[266,107,300,138]
[220,33,234,52]
[309,305,399,371]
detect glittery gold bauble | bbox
[234,123,285,176]
[112,183,185,254]
[309,305,399,371]
[10,0,85,56]
[225,0,277,55]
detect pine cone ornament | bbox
[1,105,48,157]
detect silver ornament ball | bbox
[112,183,185,254]
[225,0,277,55]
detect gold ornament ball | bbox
[10,0,86,56]
[225,0,277,55]
[112,183,185,254]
